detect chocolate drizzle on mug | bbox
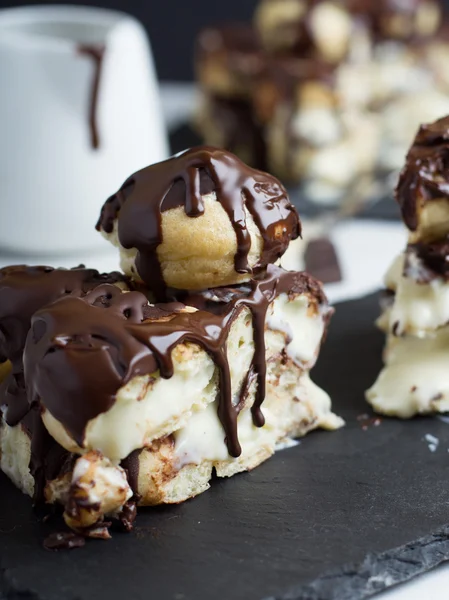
[77,44,106,150]
[24,266,325,458]
[396,115,449,231]
[96,147,301,301]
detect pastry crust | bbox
[101,194,264,291]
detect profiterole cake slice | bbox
[0,147,343,544]
[367,115,449,416]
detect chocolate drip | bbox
[405,238,449,282]
[96,147,300,300]
[396,116,449,231]
[0,265,125,426]
[121,449,142,496]
[77,44,106,150]
[24,266,325,459]
[22,407,71,504]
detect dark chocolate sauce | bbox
[26,407,72,503]
[77,44,106,150]
[24,266,325,458]
[396,116,449,231]
[96,147,300,301]
[405,238,449,282]
[0,266,126,504]
[0,265,125,426]
[121,449,142,496]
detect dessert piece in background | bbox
[0,147,343,542]
[194,0,449,201]
[97,146,300,297]
[254,0,440,56]
[254,0,363,63]
[367,115,449,416]
[194,95,267,171]
[256,56,379,203]
[194,24,268,171]
[195,24,265,99]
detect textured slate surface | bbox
[2,293,449,600]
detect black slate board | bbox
[169,124,401,222]
[2,293,449,600]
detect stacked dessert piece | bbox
[367,115,449,417]
[0,147,343,542]
[195,0,449,203]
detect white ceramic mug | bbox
[0,5,169,253]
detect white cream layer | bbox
[380,253,449,336]
[366,327,449,417]
[42,290,334,464]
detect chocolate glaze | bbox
[24,266,326,458]
[121,449,142,496]
[396,116,449,231]
[77,44,105,150]
[24,407,72,504]
[0,265,125,426]
[405,239,449,282]
[96,147,300,300]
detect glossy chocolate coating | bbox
[97,147,301,300]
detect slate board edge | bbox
[1,511,448,600]
[263,509,449,600]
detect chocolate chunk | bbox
[43,531,86,551]
[304,237,342,284]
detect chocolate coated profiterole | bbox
[396,116,449,239]
[97,147,301,300]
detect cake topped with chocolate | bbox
[0,265,127,427]
[97,146,301,299]
[0,147,342,546]
[0,265,125,367]
[396,115,449,238]
[367,114,449,420]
